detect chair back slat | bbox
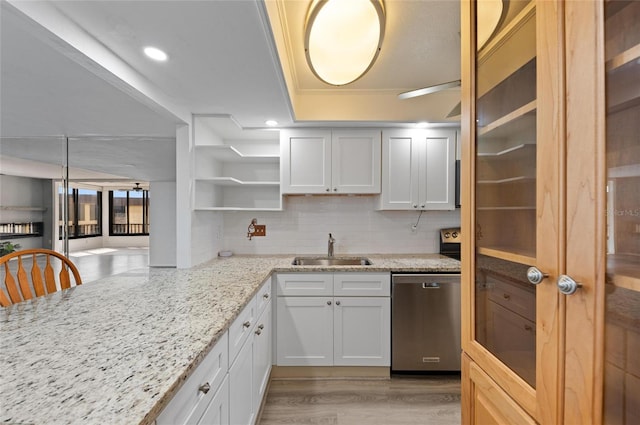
[16,256,33,301]
[1,249,82,307]
[44,255,56,294]
[31,253,46,297]
[60,266,71,290]
[0,289,11,307]
[4,262,22,304]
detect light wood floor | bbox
[258,375,461,425]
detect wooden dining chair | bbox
[0,249,82,307]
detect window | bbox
[58,187,102,239]
[109,190,150,235]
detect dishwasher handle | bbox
[422,282,441,289]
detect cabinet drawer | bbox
[156,333,229,425]
[277,273,333,296]
[486,276,535,321]
[255,277,272,317]
[333,273,390,296]
[229,297,257,364]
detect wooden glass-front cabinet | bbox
[461,0,639,424]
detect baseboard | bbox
[270,366,390,379]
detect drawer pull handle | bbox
[336,300,341,306]
[327,301,332,306]
[503,293,511,300]
[263,293,270,299]
[258,324,265,330]
[199,382,211,394]
[255,328,262,335]
[524,324,533,331]
[243,321,251,328]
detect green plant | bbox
[0,241,21,256]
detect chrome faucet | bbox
[328,233,335,258]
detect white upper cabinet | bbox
[380,129,456,210]
[281,129,381,194]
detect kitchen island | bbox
[0,254,459,424]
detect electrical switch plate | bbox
[252,225,266,237]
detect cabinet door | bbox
[281,130,331,194]
[253,301,272,415]
[276,297,333,366]
[331,129,381,194]
[333,297,390,366]
[462,1,563,423]
[197,376,229,425]
[420,130,456,210]
[229,337,255,425]
[563,2,640,424]
[381,129,418,210]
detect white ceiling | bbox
[0,0,461,184]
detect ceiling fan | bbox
[132,182,143,192]
[397,80,462,118]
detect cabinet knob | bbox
[527,267,548,285]
[263,293,269,299]
[420,204,425,208]
[255,328,262,336]
[327,300,332,305]
[199,382,211,394]
[557,275,582,295]
[413,204,418,208]
[258,324,264,330]
[243,321,251,328]
[502,293,511,300]
[335,300,341,306]
[333,188,337,192]
[326,188,330,192]
[524,324,533,332]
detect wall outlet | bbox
[252,225,266,237]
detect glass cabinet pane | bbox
[473,0,537,387]
[603,1,640,423]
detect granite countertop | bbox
[0,254,459,425]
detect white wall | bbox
[149,181,176,267]
[222,196,460,255]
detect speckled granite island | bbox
[0,254,459,425]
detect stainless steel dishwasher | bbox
[392,273,461,372]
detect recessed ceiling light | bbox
[265,120,278,127]
[143,46,168,62]
[415,122,430,128]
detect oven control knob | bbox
[444,232,450,238]
[452,232,458,238]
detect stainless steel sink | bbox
[291,257,372,266]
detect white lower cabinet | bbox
[276,273,390,367]
[156,334,229,425]
[197,376,229,425]
[157,278,272,425]
[334,297,390,366]
[252,302,272,414]
[229,333,255,425]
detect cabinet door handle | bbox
[502,293,511,300]
[258,324,264,330]
[243,321,251,328]
[327,300,332,305]
[524,324,533,332]
[527,267,548,285]
[326,188,330,192]
[199,382,211,394]
[255,329,262,336]
[333,188,337,192]
[263,293,270,299]
[413,204,418,208]
[335,300,341,306]
[557,275,582,295]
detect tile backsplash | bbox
[222,196,460,255]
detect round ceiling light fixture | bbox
[304,0,385,86]
[143,46,168,62]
